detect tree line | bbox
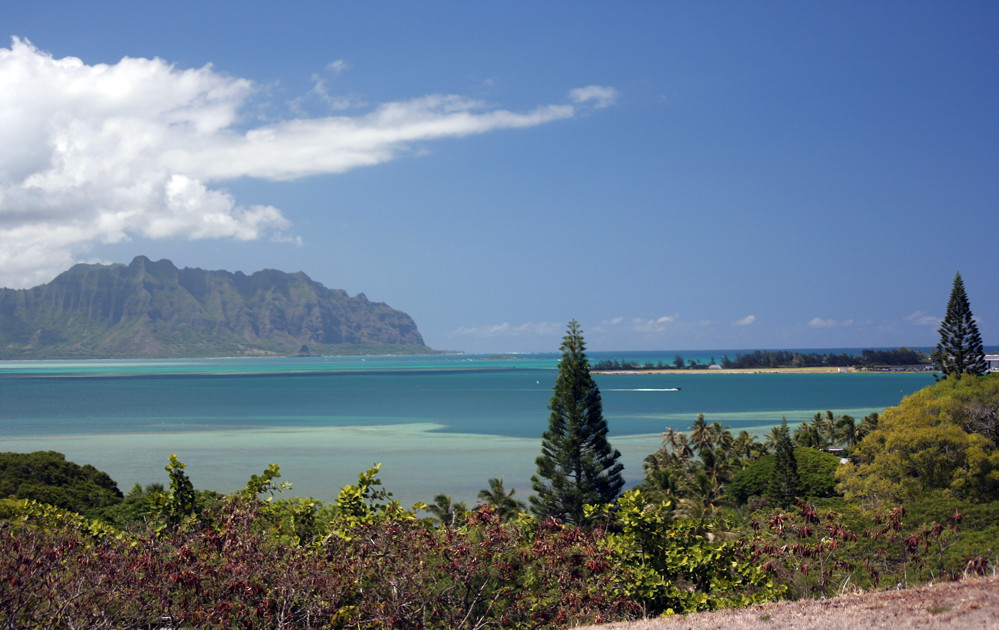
[593,347,931,371]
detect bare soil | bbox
[583,576,999,630]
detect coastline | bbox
[594,366,938,375]
[594,366,854,375]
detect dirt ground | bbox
[583,576,999,630]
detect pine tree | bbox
[766,418,800,508]
[530,320,624,524]
[933,272,986,379]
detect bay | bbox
[0,352,935,507]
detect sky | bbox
[2,2,997,353]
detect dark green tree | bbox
[766,418,800,508]
[425,493,468,528]
[531,320,624,524]
[0,451,123,514]
[933,272,987,379]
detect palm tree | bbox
[426,494,468,528]
[793,421,822,448]
[764,419,790,453]
[675,469,728,521]
[689,414,714,454]
[857,412,879,442]
[821,410,840,447]
[663,426,682,451]
[674,433,694,462]
[710,422,734,455]
[477,477,526,522]
[733,430,765,460]
[835,414,858,449]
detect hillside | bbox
[0,256,428,359]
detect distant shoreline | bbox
[592,366,930,375]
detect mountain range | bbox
[0,256,429,359]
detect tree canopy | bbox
[0,451,123,514]
[933,272,987,378]
[531,320,624,524]
[836,374,999,507]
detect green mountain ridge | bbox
[0,256,429,359]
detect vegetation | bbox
[792,410,880,451]
[477,477,527,522]
[766,419,801,508]
[0,451,123,515]
[531,320,624,525]
[932,272,987,378]
[592,347,931,371]
[0,255,430,359]
[836,374,999,508]
[727,447,840,505]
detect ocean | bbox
[0,351,939,508]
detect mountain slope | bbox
[0,256,428,358]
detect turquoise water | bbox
[0,352,935,507]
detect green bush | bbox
[0,451,123,514]
[727,447,840,505]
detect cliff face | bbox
[0,256,427,358]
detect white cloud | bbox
[569,85,619,109]
[326,59,348,75]
[0,38,611,288]
[906,311,940,326]
[631,315,678,333]
[734,314,756,326]
[808,317,855,328]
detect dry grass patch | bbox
[583,576,999,630]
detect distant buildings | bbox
[987,353,999,373]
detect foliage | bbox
[933,272,987,378]
[741,499,979,599]
[0,464,639,629]
[587,490,783,616]
[477,477,526,522]
[728,447,841,505]
[642,415,766,519]
[0,255,429,359]
[592,348,929,372]
[425,493,469,528]
[531,320,624,525]
[792,410,879,451]
[0,451,123,515]
[5,450,999,627]
[837,375,999,508]
[767,419,801,508]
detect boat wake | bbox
[607,388,681,392]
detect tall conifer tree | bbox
[933,272,986,378]
[530,320,624,524]
[766,418,800,508]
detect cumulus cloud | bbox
[734,314,756,326]
[808,317,855,328]
[0,38,614,288]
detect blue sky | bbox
[2,2,997,353]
